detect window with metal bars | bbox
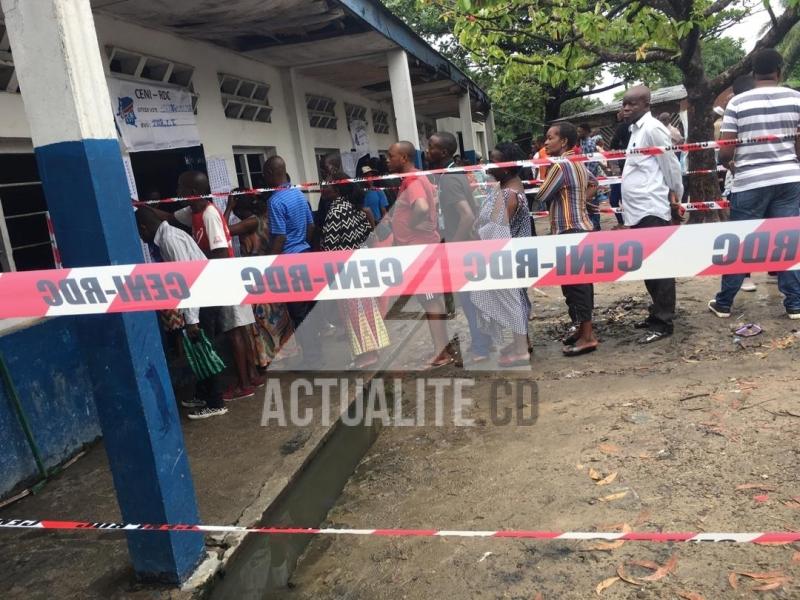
[0,154,54,272]
[345,103,367,122]
[219,74,272,123]
[372,109,390,134]
[0,22,19,94]
[106,46,199,113]
[306,95,337,130]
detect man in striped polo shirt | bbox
[709,48,800,320]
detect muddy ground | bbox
[282,272,800,599]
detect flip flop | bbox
[562,344,598,357]
[734,323,762,337]
[498,353,531,367]
[423,355,455,370]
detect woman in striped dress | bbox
[321,180,390,368]
[470,142,533,367]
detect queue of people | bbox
[136,48,800,420]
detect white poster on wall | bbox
[108,77,201,152]
[349,119,370,156]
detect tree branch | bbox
[573,79,627,98]
[703,0,738,17]
[764,0,779,29]
[711,5,800,92]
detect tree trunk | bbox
[682,39,724,223]
[544,95,564,123]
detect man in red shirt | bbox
[153,171,262,401]
[386,141,454,368]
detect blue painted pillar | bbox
[1,0,204,583]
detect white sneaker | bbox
[188,407,228,420]
[741,277,756,292]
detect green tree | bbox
[382,0,626,141]
[441,0,800,202]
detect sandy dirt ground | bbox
[283,272,800,600]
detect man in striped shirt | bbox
[710,48,800,320]
[536,122,599,356]
[136,207,228,420]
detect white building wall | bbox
[435,116,488,159]
[0,13,399,206]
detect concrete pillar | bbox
[279,68,321,205]
[1,0,204,583]
[387,49,422,166]
[458,93,476,164]
[485,108,496,152]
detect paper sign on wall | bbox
[349,119,370,156]
[207,157,233,194]
[108,77,201,152]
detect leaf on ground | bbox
[677,592,705,600]
[640,554,678,581]
[596,471,618,486]
[615,564,642,586]
[736,570,785,580]
[599,490,628,502]
[753,494,770,503]
[629,559,660,570]
[595,576,620,595]
[634,510,651,526]
[735,483,777,492]
[781,499,800,510]
[585,524,631,551]
[638,452,652,459]
[599,443,621,455]
[792,551,800,562]
[588,467,602,481]
[752,576,792,591]
[728,572,739,589]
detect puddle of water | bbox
[209,389,383,599]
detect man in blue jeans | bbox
[709,48,800,319]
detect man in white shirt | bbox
[151,172,261,402]
[710,48,800,320]
[136,206,228,420]
[621,85,684,343]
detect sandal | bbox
[562,343,598,357]
[424,354,455,370]
[498,353,531,367]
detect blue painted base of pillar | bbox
[414,150,423,169]
[34,139,204,582]
[463,150,478,165]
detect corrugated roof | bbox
[555,84,686,121]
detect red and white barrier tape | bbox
[1,217,797,320]
[44,211,63,270]
[0,518,797,543]
[131,134,780,206]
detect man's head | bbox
[621,85,651,124]
[177,171,211,214]
[752,48,783,82]
[387,141,417,173]
[732,74,756,95]
[658,112,672,127]
[262,155,288,187]
[544,122,578,158]
[426,131,458,167]
[135,206,163,243]
[322,153,342,179]
[577,123,592,140]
